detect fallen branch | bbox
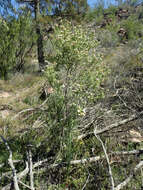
[12,98,49,120]
[33,149,143,169]
[2,149,143,189]
[78,111,143,140]
[0,135,20,190]
[27,146,35,190]
[2,161,29,190]
[17,180,33,190]
[18,161,29,179]
[12,108,37,120]
[81,173,90,190]
[115,160,143,190]
[2,173,33,190]
[95,111,143,135]
[94,132,115,190]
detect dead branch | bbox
[17,180,33,190]
[2,149,143,189]
[12,97,49,120]
[0,135,20,190]
[18,161,29,179]
[115,160,143,190]
[94,132,115,190]
[81,173,90,190]
[2,161,29,190]
[95,111,143,135]
[2,174,34,190]
[27,146,35,190]
[78,111,143,140]
[77,132,93,140]
[33,149,143,169]
[33,158,49,168]
[141,167,143,187]
[12,108,37,120]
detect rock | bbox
[39,84,54,100]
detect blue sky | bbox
[11,0,118,9]
[88,0,118,7]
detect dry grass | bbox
[0,73,46,136]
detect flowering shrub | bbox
[46,20,109,108]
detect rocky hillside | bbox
[0,2,143,190]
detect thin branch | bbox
[18,161,29,179]
[0,136,20,190]
[113,76,136,113]
[94,132,115,190]
[27,147,35,190]
[18,180,33,190]
[79,118,96,132]
[12,103,48,120]
[82,174,90,190]
[115,160,143,190]
[77,132,93,140]
[2,174,33,190]
[81,173,90,190]
[12,108,36,120]
[32,158,49,168]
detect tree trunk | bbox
[34,0,45,72]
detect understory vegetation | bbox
[0,0,143,189]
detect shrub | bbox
[42,20,110,161]
[96,29,120,47]
[121,16,143,40]
[46,20,109,107]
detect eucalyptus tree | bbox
[16,0,47,72]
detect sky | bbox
[11,0,118,9]
[87,0,118,7]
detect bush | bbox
[121,16,143,40]
[46,20,109,107]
